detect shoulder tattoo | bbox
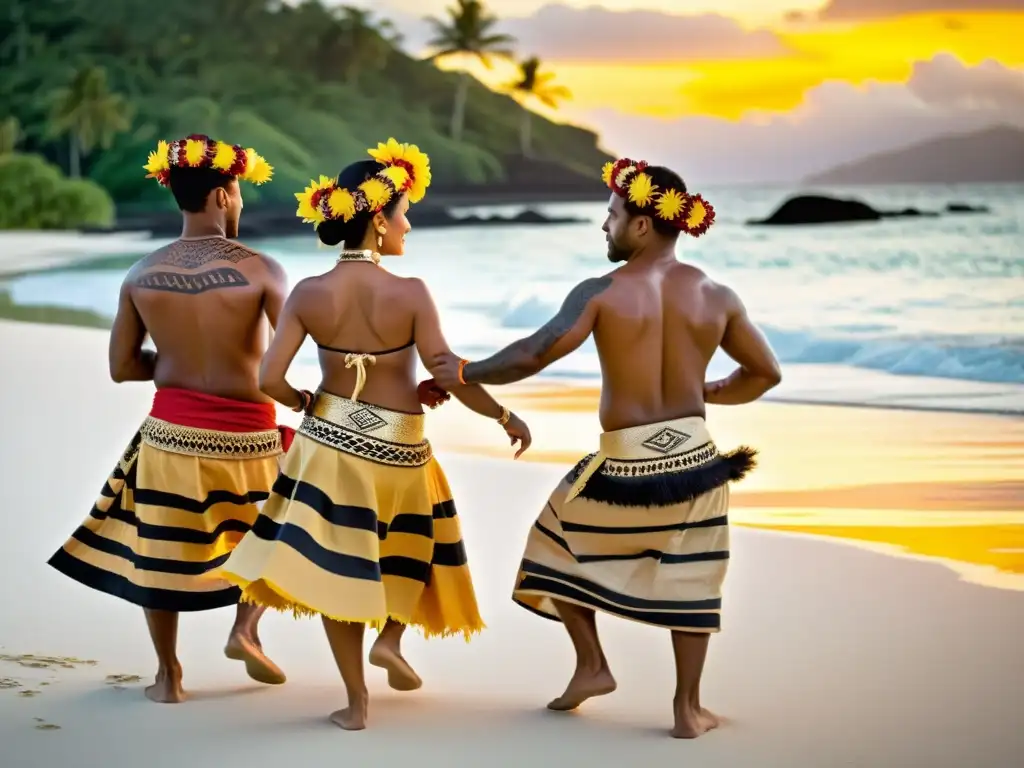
[531,276,612,354]
[145,239,260,270]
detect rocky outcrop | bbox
[749,195,989,226]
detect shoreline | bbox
[0,231,158,278]
[0,303,1019,417]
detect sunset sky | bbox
[349,0,1024,182]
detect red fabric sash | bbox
[150,387,294,451]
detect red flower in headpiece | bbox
[679,194,716,238]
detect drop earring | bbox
[377,226,386,250]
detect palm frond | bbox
[479,33,516,47]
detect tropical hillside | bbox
[0,0,610,225]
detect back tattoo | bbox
[134,238,259,294]
[135,267,250,294]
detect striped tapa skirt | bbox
[512,416,756,633]
[48,417,283,612]
[218,391,484,640]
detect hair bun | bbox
[316,218,353,247]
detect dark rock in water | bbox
[749,194,947,226]
[945,202,990,214]
[886,207,938,219]
[749,195,882,225]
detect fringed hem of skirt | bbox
[577,446,757,508]
[219,571,485,642]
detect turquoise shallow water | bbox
[5,184,1023,412]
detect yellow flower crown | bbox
[295,138,432,229]
[143,134,273,187]
[602,158,715,237]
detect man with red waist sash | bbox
[47,135,294,703]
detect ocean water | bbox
[6,184,1024,414]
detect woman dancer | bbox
[219,138,531,730]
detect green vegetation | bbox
[0,153,114,229]
[0,0,609,219]
[0,117,20,155]
[48,65,133,180]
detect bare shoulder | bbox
[123,253,151,283]
[397,275,433,306]
[664,262,716,295]
[225,241,280,273]
[703,276,745,315]
[666,263,743,312]
[253,249,286,282]
[287,274,321,301]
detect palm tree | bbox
[426,0,516,142]
[507,56,570,158]
[0,118,20,155]
[49,66,133,178]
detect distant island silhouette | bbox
[805,125,1024,185]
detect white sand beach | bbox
[0,231,157,276]
[2,320,1023,767]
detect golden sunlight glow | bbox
[433,11,1024,121]
[683,11,1024,118]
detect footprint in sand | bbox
[105,674,142,689]
[0,653,98,671]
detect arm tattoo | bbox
[134,267,250,294]
[465,276,612,385]
[145,239,259,269]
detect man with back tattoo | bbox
[428,159,781,738]
[48,135,292,703]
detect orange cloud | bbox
[568,11,1024,119]
[429,8,1024,121]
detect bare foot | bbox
[144,668,186,704]
[225,633,286,685]
[700,708,721,731]
[329,703,368,731]
[671,704,720,739]
[368,642,422,692]
[546,667,617,711]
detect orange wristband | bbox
[458,358,469,385]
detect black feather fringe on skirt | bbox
[575,447,758,508]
